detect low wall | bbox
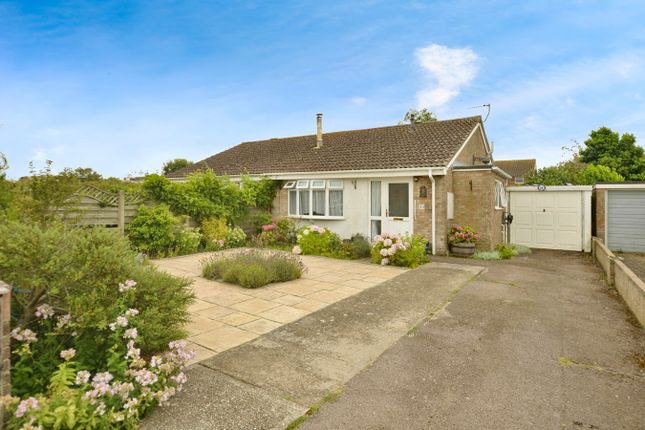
[592,237,645,326]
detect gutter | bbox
[427,167,446,255]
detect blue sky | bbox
[1,0,644,178]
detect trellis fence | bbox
[57,185,145,234]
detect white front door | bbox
[382,179,413,237]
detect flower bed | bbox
[371,233,429,268]
[2,280,194,429]
[202,250,304,288]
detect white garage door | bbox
[510,189,588,251]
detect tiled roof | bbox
[168,116,482,178]
[494,159,536,178]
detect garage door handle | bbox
[543,209,545,212]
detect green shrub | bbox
[275,217,298,244]
[239,210,273,236]
[296,225,342,257]
[225,226,247,247]
[473,251,502,260]
[495,243,516,259]
[0,221,194,356]
[200,217,229,242]
[202,250,304,288]
[127,204,178,257]
[510,244,532,255]
[174,226,202,255]
[371,233,429,268]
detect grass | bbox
[284,389,343,430]
[201,250,304,288]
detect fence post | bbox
[0,281,12,422]
[117,190,125,236]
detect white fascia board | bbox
[594,183,645,189]
[507,185,593,191]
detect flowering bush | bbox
[447,225,480,245]
[296,225,342,257]
[371,233,429,268]
[3,280,194,429]
[225,226,247,248]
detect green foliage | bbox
[202,250,304,288]
[127,205,179,257]
[173,227,202,255]
[225,226,248,247]
[275,217,298,244]
[0,222,194,355]
[525,159,624,185]
[200,217,229,242]
[495,243,516,259]
[400,108,437,124]
[0,152,11,212]
[338,234,372,259]
[238,210,273,235]
[579,127,645,180]
[9,161,81,224]
[296,226,342,257]
[142,172,277,223]
[371,233,429,268]
[510,244,532,255]
[162,158,193,175]
[473,251,502,260]
[60,167,103,181]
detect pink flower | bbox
[15,397,39,418]
[56,314,72,329]
[292,245,302,255]
[123,328,138,340]
[118,279,137,293]
[60,348,76,361]
[10,328,37,343]
[380,248,389,257]
[380,258,389,265]
[76,370,91,385]
[35,304,54,320]
[125,308,139,317]
[383,238,393,247]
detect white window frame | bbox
[284,181,296,189]
[495,180,507,209]
[286,178,345,220]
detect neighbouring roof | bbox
[494,159,536,178]
[168,116,483,178]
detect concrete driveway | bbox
[144,250,644,430]
[301,250,645,430]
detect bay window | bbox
[285,179,344,218]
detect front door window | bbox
[388,183,409,218]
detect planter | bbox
[450,242,476,257]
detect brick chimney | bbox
[316,113,323,149]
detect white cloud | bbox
[350,96,367,106]
[415,44,479,108]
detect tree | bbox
[579,127,645,180]
[400,108,437,124]
[0,152,11,211]
[61,167,103,181]
[525,160,624,186]
[162,158,192,176]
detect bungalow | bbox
[168,114,512,254]
[494,159,536,185]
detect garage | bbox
[508,186,592,252]
[596,184,645,253]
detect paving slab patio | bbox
[152,250,407,364]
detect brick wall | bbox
[594,189,606,242]
[272,186,288,217]
[412,175,450,254]
[455,127,489,166]
[452,170,506,251]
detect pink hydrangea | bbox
[380,258,389,265]
[35,304,54,320]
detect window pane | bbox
[328,179,344,189]
[329,190,343,216]
[371,220,381,239]
[312,190,326,216]
[388,183,409,217]
[284,181,296,189]
[311,180,325,189]
[299,190,310,215]
[289,190,297,215]
[370,181,381,216]
[296,180,309,189]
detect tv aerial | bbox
[469,104,491,122]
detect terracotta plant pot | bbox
[450,242,476,257]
